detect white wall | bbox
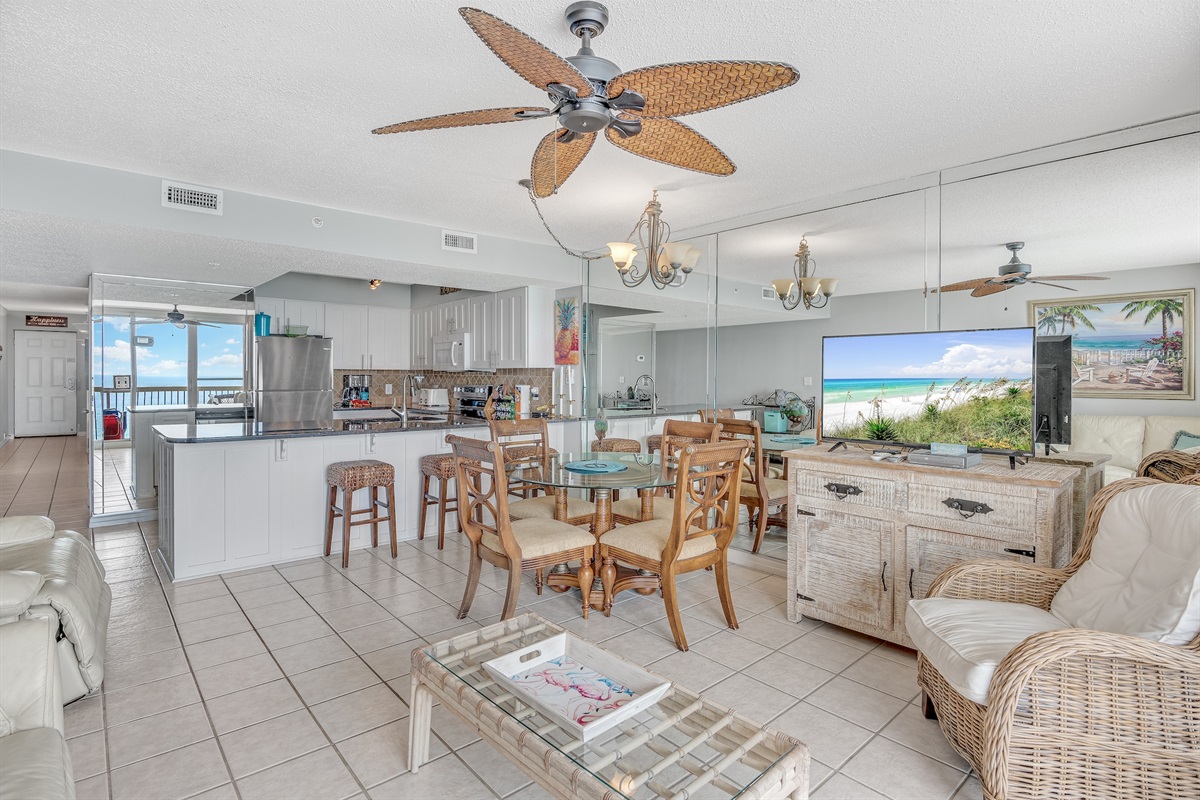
[0,305,9,444]
[255,272,412,307]
[408,286,487,308]
[655,263,1200,421]
[599,327,653,397]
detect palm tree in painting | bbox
[1038,305,1101,335]
[1121,297,1184,342]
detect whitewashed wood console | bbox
[785,448,1077,647]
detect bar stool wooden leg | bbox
[370,485,380,548]
[417,473,430,541]
[324,485,338,557]
[340,486,352,569]
[386,482,398,559]
[437,475,448,550]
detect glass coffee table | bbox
[409,614,809,799]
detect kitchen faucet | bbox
[395,374,424,421]
[633,374,657,414]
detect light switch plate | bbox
[804,376,813,386]
[385,384,393,395]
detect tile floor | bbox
[4,437,985,799]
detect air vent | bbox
[162,180,223,215]
[442,230,478,253]
[762,286,776,301]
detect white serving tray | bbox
[483,633,671,742]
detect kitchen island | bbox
[153,416,582,581]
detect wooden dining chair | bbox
[490,418,595,527]
[612,419,721,525]
[716,417,787,553]
[448,435,597,620]
[599,439,749,650]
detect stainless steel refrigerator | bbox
[254,336,334,431]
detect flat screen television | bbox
[1035,335,1073,449]
[821,327,1036,454]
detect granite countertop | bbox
[151,413,593,443]
[129,404,252,413]
[597,404,758,419]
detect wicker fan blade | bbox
[530,129,596,198]
[459,8,592,98]
[971,281,1015,298]
[604,118,734,176]
[1028,274,1109,281]
[608,60,798,118]
[1026,280,1078,292]
[938,277,994,293]
[372,107,548,134]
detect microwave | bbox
[432,331,470,372]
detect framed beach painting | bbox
[1028,288,1194,400]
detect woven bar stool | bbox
[325,459,397,568]
[418,453,460,549]
[590,438,641,453]
[646,434,662,454]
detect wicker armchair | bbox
[1137,448,1200,482]
[910,475,1200,800]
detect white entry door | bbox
[14,330,78,437]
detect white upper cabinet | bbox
[410,307,432,369]
[254,296,286,335]
[468,294,494,369]
[282,299,325,337]
[495,287,554,369]
[433,296,468,336]
[325,303,369,370]
[366,306,410,370]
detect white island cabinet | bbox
[155,419,580,581]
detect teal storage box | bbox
[763,410,787,433]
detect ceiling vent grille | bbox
[762,286,777,301]
[442,230,478,254]
[162,180,223,215]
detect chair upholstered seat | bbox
[482,518,595,561]
[509,495,596,521]
[611,495,675,521]
[742,477,788,500]
[907,598,1070,705]
[600,518,717,562]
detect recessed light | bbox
[208,262,220,267]
[312,217,324,228]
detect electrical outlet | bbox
[804,376,813,386]
[619,376,625,384]
[385,383,393,395]
[636,354,645,362]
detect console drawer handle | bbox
[881,561,888,593]
[942,497,994,519]
[909,568,915,599]
[824,482,863,500]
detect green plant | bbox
[864,417,899,441]
[923,403,939,419]
[1007,386,1022,396]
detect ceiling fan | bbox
[372,3,799,197]
[937,242,1109,298]
[135,305,218,329]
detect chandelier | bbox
[606,191,702,290]
[772,237,838,310]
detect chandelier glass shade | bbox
[773,237,837,310]
[607,191,701,289]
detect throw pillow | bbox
[1172,430,1200,450]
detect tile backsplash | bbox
[335,368,553,409]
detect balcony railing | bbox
[93,385,243,438]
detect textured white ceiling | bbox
[2,0,1198,256]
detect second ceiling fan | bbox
[372,3,799,197]
[938,242,1109,298]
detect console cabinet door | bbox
[795,510,895,632]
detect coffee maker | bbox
[341,373,371,406]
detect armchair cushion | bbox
[482,518,593,561]
[741,477,788,501]
[600,518,717,562]
[0,517,55,547]
[612,495,691,521]
[1145,415,1200,455]
[1071,415,1146,472]
[1050,482,1200,646]
[906,598,1069,705]
[508,495,596,521]
[0,570,46,620]
[0,727,74,800]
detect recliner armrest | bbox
[0,617,63,736]
[0,570,46,619]
[0,516,55,546]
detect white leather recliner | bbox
[0,600,76,799]
[0,516,112,703]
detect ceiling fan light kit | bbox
[938,241,1109,298]
[774,237,837,310]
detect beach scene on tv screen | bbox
[822,328,1034,450]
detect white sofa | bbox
[1065,414,1200,483]
[0,606,75,799]
[0,517,111,703]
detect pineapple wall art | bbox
[555,297,580,366]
